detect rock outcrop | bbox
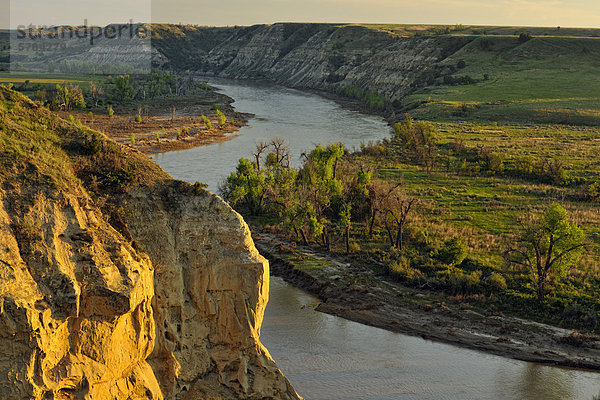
[0,86,300,399]
[119,182,298,399]
[0,186,161,399]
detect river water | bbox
[152,79,600,400]
[152,79,390,192]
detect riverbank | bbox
[62,91,250,155]
[253,230,600,371]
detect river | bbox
[152,78,390,192]
[153,79,600,400]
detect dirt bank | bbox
[253,230,600,372]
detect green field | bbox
[391,35,600,126]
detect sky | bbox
[2,0,600,29]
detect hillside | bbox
[151,23,600,125]
[0,86,299,399]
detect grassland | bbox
[362,24,600,38]
[393,34,600,126]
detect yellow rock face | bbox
[121,183,300,400]
[0,182,300,399]
[0,187,162,399]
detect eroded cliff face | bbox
[119,182,299,399]
[0,87,299,399]
[152,23,466,101]
[0,182,161,399]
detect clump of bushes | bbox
[518,32,533,43]
[216,110,227,129]
[444,75,476,86]
[487,272,508,291]
[452,102,480,117]
[388,257,422,281]
[328,84,388,111]
[436,268,482,295]
[359,140,389,157]
[511,156,569,185]
[81,131,103,155]
[438,237,467,265]
[201,115,211,130]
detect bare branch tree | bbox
[253,141,269,171]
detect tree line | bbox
[220,135,587,304]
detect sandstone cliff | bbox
[0,87,300,399]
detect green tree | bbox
[339,203,352,254]
[504,203,585,301]
[55,84,86,111]
[394,114,437,173]
[112,75,135,103]
[221,158,270,215]
[297,143,346,249]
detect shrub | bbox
[135,114,142,123]
[349,241,361,253]
[81,132,103,155]
[108,106,114,117]
[360,141,388,157]
[193,181,208,195]
[96,168,134,191]
[518,32,532,43]
[487,272,508,291]
[437,268,482,294]
[588,181,600,200]
[218,113,227,129]
[388,257,421,281]
[438,237,467,265]
[201,115,211,130]
[129,133,135,146]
